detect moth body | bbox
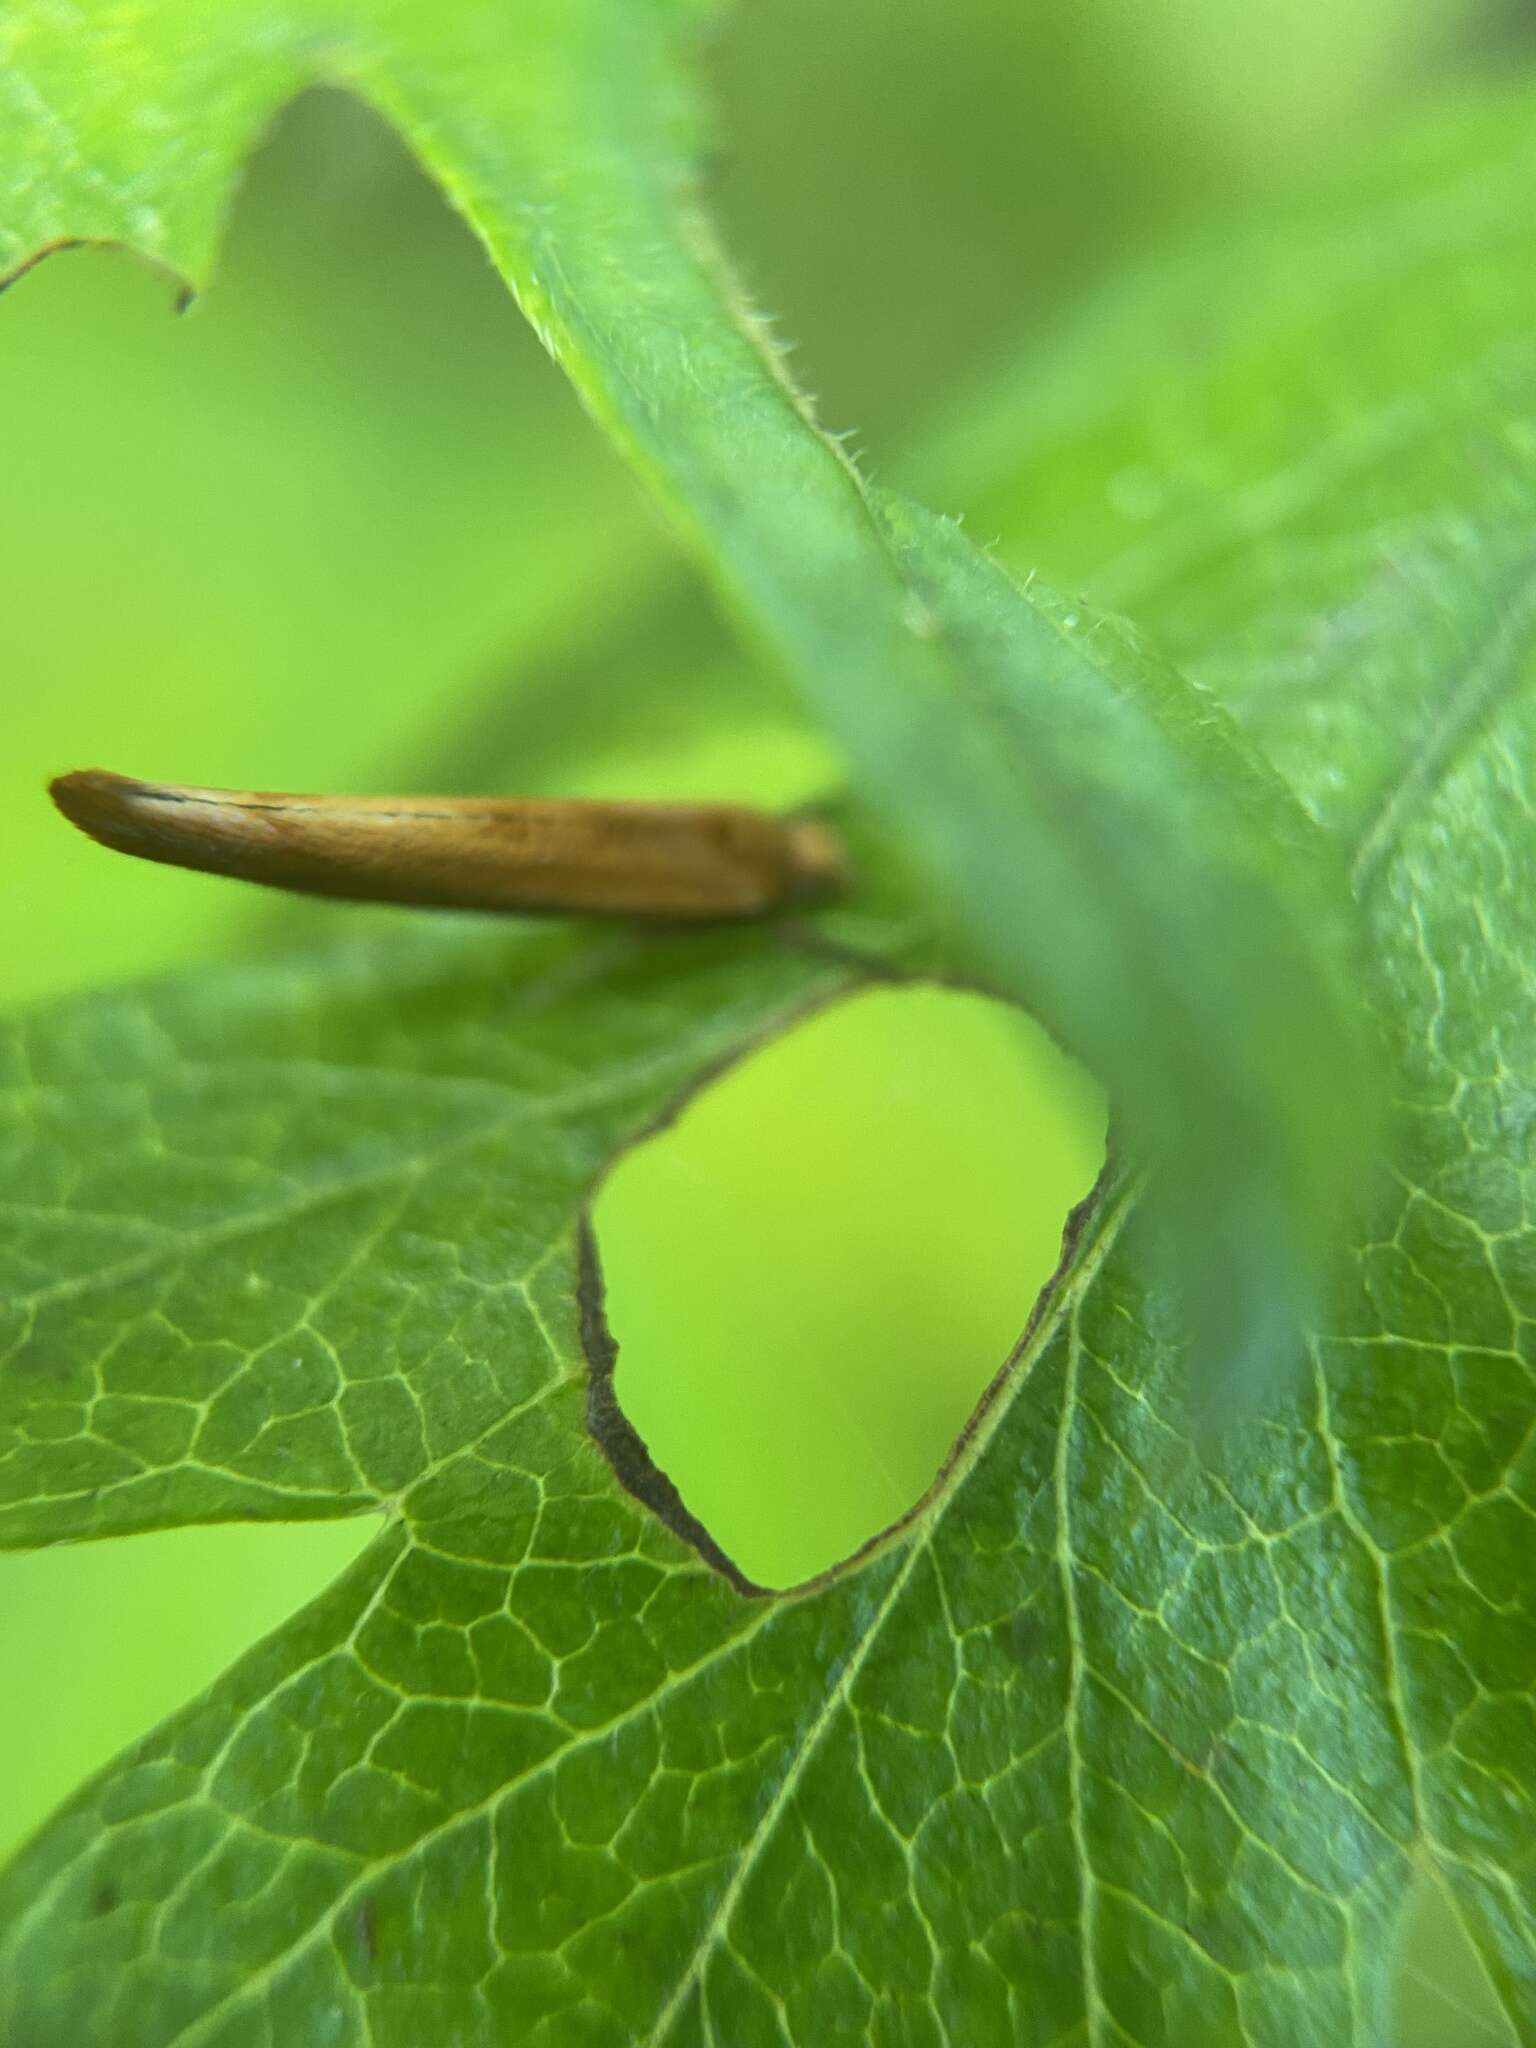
[49,770,846,921]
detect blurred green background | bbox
[0,4,1525,2034]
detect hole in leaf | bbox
[0,1517,377,1860]
[589,984,1105,1590]
[1391,1867,1518,2048]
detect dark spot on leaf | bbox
[89,1882,119,1917]
[356,1899,379,1965]
[11,1339,76,1387]
[1008,1612,1044,1663]
[1187,1913,1222,1959]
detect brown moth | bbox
[50,770,847,921]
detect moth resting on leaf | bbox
[49,769,847,921]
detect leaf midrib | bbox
[648,1182,1136,2040]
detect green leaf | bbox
[0,0,1368,1407]
[2,14,1533,2048]
[917,80,1536,2039]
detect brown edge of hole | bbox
[576,954,1116,1602]
[0,235,198,311]
[578,1212,769,1599]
